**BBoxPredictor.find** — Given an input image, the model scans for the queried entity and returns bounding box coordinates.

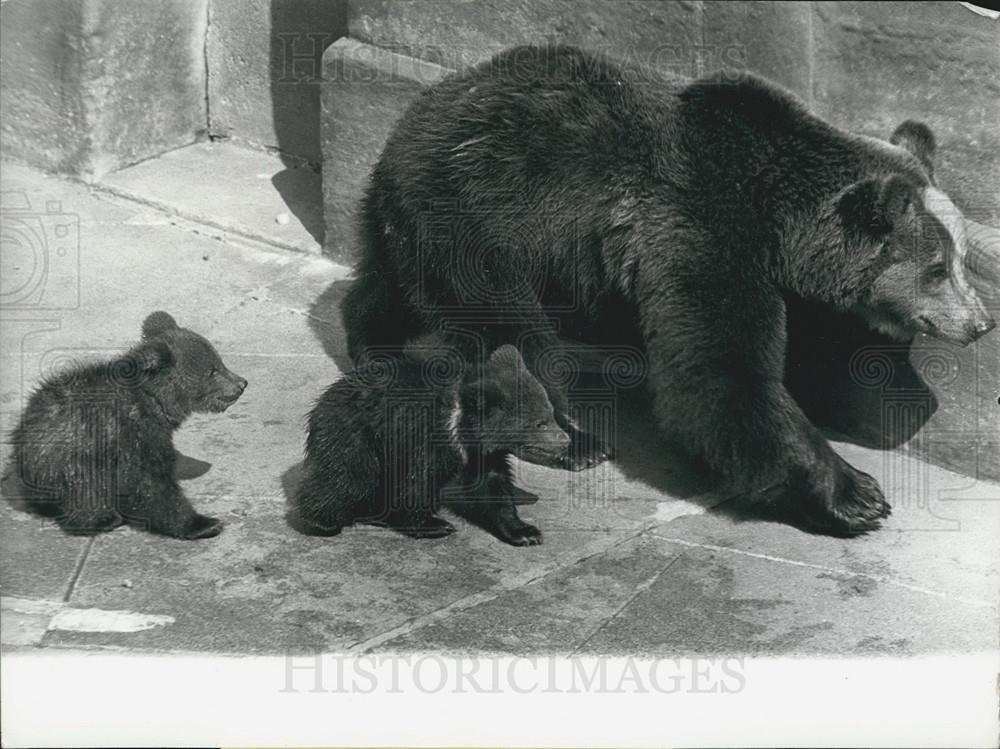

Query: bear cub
[293,344,570,546]
[4,311,247,539]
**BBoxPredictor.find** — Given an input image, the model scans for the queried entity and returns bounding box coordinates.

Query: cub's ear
[487,344,529,376]
[890,120,936,177]
[142,311,178,340]
[114,341,174,386]
[488,344,526,367]
[838,175,915,235]
[461,377,506,414]
[135,340,174,371]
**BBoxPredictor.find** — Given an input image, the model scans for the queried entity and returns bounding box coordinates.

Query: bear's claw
[498,522,543,547]
[561,430,613,471]
[812,467,892,537]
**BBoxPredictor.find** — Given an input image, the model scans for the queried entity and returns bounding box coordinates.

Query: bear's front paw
[179,514,225,539]
[816,466,891,537]
[496,521,543,547]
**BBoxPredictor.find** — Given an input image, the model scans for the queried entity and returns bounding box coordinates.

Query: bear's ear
[142,311,178,340]
[890,120,936,176]
[876,175,914,226]
[487,345,529,377]
[460,376,506,414]
[838,175,915,235]
[124,340,175,376]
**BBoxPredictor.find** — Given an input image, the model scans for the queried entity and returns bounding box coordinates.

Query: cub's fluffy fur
[4,312,247,539]
[293,345,569,546]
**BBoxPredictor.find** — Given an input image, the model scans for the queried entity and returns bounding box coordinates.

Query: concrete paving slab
[653,440,1000,607]
[0,499,88,601]
[374,470,1000,657]
[99,142,325,254]
[372,534,682,655]
[0,598,63,647]
[42,427,708,654]
[2,163,716,654]
[582,537,998,657]
[43,509,638,654]
[1,606,52,647]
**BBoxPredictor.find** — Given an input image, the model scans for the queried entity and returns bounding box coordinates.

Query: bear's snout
[548,426,571,450]
[216,371,248,407]
[970,316,996,341]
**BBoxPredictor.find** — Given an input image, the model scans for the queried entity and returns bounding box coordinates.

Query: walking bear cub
[342,44,995,537]
[293,344,570,546]
[4,312,247,539]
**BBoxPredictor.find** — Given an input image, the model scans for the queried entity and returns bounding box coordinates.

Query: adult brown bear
[341,45,994,536]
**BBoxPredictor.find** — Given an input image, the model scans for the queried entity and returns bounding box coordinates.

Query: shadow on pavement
[271,165,326,246]
[175,452,212,480]
[266,0,347,248]
[306,278,354,372]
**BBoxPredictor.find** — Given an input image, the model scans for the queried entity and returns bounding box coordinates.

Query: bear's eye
[209,366,218,376]
[536,420,547,429]
[925,263,948,282]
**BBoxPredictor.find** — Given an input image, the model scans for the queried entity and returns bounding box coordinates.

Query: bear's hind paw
[60,510,123,535]
[402,515,457,539]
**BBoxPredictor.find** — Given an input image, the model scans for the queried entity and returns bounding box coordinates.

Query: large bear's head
[835,122,995,346]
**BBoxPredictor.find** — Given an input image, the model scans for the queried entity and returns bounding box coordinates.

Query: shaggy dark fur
[293,344,570,546]
[4,311,247,539]
[341,45,994,536]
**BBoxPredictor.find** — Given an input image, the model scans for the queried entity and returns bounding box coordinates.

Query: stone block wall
[206,0,348,165]
[0,0,208,180]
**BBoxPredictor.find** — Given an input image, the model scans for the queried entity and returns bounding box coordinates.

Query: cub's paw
[404,515,456,539]
[496,521,543,547]
[296,519,345,537]
[561,430,613,472]
[179,514,225,539]
[60,510,123,536]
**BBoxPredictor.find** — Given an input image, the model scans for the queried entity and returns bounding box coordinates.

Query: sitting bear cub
[4,311,247,539]
[293,344,570,546]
